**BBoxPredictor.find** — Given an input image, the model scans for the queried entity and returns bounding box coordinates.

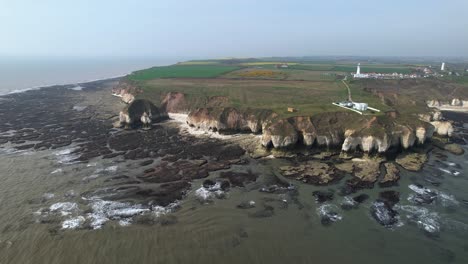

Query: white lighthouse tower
[441,62,446,71]
[354,63,368,78]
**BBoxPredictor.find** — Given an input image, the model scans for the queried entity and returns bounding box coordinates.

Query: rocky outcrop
[262,119,298,148]
[112,81,141,104]
[395,152,427,171]
[444,143,464,155]
[427,98,468,112]
[185,106,438,152]
[279,161,343,185]
[379,162,400,187]
[187,107,277,134]
[430,121,454,137]
[160,92,189,113]
[418,111,442,122]
[115,99,168,129]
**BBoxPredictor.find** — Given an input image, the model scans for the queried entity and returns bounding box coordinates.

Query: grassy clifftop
[124,59,467,120]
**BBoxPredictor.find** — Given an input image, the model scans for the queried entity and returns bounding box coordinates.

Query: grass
[135,77,387,118]
[124,60,440,120]
[127,65,241,81]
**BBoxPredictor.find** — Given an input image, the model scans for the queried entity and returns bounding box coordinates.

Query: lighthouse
[354,63,368,78]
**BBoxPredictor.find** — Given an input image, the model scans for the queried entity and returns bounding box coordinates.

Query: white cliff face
[270,134,298,148]
[451,98,462,106]
[119,111,131,125]
[427,100,441,107]
[400,127,416,149]
[140,112,151,125]
[427,98,468,112]
[341,134,390,153]
[122,93,135,104]
[431,121,454,137]
[303,133,317,146]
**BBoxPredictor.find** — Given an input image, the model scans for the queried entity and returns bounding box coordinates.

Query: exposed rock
[444,143,464,155]
[346,158,382,191]
[451,98,462,106]
[187,107,276,134]
[431,121,454,137]
[185,106,436,152]
[312,190,334,203]
[122,93,135,104]
[160,92,188,113]
[112,80,141,104]
[237,201,256,209]
[317,204,342,225]
[279,161,343,185]
[353,194,370,203]
[335,161,354,173]
[219,171,258,187]
[262,119,298,148]
[370,201,399,228]
[115,99,168,129]
[395,152,427,171]
[379,162,400,187]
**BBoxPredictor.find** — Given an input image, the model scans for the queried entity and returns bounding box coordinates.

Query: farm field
[223,68,339,81]
[127,65,241,81]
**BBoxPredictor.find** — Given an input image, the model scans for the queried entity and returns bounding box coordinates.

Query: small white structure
[441,62,446,71]
[353,102,368,111]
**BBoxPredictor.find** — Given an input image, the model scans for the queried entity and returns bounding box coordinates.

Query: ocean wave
[396,205,440,234]
[54,147,80,164]
[317,204,342,225]
[194,182,227,203]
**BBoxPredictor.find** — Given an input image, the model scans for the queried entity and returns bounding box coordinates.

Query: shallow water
[0,85,468,264]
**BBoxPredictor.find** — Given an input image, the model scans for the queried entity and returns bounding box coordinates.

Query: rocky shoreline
[1,78,466,234]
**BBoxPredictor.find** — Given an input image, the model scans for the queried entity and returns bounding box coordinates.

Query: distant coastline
[0,57,181,95]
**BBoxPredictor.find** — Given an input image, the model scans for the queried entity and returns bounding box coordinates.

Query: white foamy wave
[408,184,459,207]
[72,105,87,111]
[317,204,343,223]
[70,85,83,91]
[49,202,79,216]
[87,200,149,229]
[438,168,452,174]
[396,205,440,234]
[194,182,226,203]
[54,147,80,164]
[62,216,86,229]
[51,168,63,174]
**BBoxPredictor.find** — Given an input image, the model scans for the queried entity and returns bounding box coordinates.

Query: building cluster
[353,62,448,79]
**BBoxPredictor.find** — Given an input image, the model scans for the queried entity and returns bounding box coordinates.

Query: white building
[353,63,369,78]
[353,102,368,111]
[441,62,446,71]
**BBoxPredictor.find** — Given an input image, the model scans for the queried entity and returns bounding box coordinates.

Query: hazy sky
[1,0,468,58]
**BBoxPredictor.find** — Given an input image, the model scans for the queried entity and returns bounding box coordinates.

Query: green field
[127,65,241,81]
[124,59,455,119]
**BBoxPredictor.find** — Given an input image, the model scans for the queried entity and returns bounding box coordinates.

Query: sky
[1,0,468,58]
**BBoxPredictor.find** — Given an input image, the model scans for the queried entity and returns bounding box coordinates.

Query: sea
[0,56,181,94]
[0,58,467,264]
